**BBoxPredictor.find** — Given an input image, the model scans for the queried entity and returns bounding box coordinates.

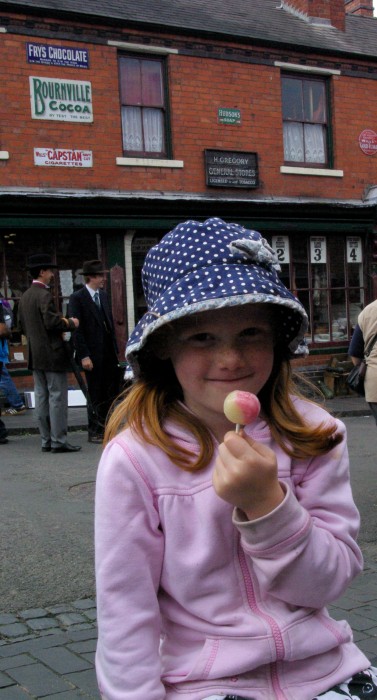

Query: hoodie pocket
[284,613,353,663]
[162,635,274,684]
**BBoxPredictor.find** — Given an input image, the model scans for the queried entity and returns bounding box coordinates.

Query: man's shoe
[0,438,8,444]
[51,443,82,453]
[42,445,51,452]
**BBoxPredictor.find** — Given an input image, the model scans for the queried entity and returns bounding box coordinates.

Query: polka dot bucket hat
[126,217,308,375]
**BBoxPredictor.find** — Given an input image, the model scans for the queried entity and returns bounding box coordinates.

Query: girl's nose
[216,343,245,368]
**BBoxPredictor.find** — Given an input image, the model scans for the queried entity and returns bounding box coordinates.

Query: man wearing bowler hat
[18,253,81,453]
[69,260,120,443]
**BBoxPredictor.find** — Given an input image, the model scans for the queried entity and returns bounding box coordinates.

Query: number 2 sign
[271,236,290,264]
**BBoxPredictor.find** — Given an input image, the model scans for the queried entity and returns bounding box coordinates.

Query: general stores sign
[205,150,258,188]
[29,76,93,122]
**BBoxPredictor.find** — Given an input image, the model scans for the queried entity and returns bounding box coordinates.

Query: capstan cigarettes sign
[34,148,93,167]
[29,76,93,122]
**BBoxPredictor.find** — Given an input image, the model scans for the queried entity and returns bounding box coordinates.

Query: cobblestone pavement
[0,563,377,699]
[0,598,99,698]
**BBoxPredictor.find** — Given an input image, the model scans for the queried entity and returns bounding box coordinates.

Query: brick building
[1,0,377,387]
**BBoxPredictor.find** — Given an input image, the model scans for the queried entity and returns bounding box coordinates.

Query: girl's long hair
[105,343,341,472]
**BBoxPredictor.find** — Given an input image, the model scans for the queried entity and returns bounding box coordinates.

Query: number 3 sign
[310,237,327,264]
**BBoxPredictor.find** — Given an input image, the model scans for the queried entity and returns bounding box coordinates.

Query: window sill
[0,151,9,160]
[108,40,178,55]
[116,157,184,168]
[280,165,343,177]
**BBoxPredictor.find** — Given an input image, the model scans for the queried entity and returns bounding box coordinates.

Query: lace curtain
[122,106,163,153]
[283,122,325,163]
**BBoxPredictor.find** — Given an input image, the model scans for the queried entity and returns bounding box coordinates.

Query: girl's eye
[240,327,258,338]
[182,332,214,345]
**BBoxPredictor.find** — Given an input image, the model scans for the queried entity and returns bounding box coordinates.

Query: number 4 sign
[310,237,327,264]
[346,237,362,263]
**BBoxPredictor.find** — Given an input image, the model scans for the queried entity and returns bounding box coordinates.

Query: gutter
[0,186,374,209]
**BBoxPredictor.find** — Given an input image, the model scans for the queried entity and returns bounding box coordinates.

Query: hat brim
[79,269,109,275]
[27,263,58,270]
[126,263,309,375]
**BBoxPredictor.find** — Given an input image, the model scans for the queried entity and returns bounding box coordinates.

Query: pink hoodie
[95,399,369,700]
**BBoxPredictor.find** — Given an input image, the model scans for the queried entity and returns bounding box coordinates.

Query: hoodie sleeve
[95,438,165,700]
[233,418,363,609]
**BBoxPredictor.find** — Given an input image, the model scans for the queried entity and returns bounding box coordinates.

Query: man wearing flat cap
[18,253,81,453]
[69,260,120,443]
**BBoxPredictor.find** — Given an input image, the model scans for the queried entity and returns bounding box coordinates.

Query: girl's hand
[213,431,284,520]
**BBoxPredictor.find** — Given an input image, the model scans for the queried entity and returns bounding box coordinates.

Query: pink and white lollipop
[223,390,260,433]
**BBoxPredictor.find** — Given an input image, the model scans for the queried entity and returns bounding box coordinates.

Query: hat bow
[228,237,280,272]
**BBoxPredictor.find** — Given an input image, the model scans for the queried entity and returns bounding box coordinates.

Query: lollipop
[224,390,260,433]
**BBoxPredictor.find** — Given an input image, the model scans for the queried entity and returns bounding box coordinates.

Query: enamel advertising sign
[29,76,93,122]
[359,129,377,155]
[34,148,93,167]
[27,43,89,69]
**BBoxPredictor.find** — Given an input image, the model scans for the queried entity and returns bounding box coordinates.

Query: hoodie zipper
[238,543,288,700]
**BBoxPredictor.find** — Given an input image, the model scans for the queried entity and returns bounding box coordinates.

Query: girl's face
[166,304,275,442]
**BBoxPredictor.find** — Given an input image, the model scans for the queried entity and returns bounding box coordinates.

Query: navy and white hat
[126,217,308,375]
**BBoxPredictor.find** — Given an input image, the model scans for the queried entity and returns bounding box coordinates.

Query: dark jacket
[68,287,118,367]
[18,284,74,371]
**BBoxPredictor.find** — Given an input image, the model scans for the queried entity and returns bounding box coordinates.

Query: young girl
[95,218,376,700]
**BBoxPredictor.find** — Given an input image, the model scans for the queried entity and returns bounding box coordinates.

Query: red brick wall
[345,0,374,17]
[1,19,377,202]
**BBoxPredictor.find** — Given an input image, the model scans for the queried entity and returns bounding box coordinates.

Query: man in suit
[69,260,120,443]
[18,253,81,453]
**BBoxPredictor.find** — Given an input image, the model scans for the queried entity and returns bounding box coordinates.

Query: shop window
[0,230,99,362]
[281,74,330,167]
[119,55,168,157]
[271,233,365,345]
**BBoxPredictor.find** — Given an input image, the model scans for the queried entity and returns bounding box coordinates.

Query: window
[271,233,365,346]
[282,74,329,167]
[119,55,168,157]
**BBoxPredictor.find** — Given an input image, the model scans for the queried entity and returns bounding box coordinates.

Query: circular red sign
[359,129,377,155]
